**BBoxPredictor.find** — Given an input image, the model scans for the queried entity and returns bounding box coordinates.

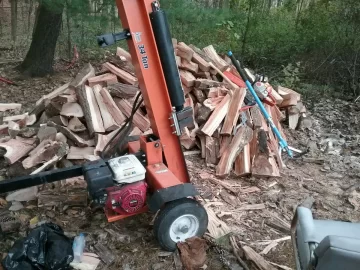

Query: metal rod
[227,51,293,157]
[0,165,83,194]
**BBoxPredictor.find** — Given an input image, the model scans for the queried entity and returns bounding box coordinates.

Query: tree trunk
[66,0,71,59]
[18,1,64,77]
[10,0,17,43]
[242,0,254,55]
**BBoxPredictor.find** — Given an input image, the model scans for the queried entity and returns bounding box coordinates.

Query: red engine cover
[105,181,147,215]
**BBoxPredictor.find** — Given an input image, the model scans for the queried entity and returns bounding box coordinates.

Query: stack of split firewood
[0,49,152,172]
[172,39,305,178]
[0,41,305,179]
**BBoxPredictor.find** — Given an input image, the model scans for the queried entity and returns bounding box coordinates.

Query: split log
[195,105,212,126]
[176,56,181,67]
[0,137,36,164]
[221,88,246,135]
[272,105,286,121]
[0,124,8,135]
[22,141,68,169]
[189,44,213,63]
[176,42,194,62]
[242,246,276,270]
[70,63,95,88]
[48,122,95,147]
[94,129,119,155]
[288,114,299,130]
[192,89,206,104]
[0,103,21,112]
[207,87,228,98]
[234,143,251,176]
[180,59,199,74]
[102,62,138,85]
[203,45,229,71]
[180,70,196,87]
[203,96,225,110]
[33,83,70,115]
[276,85,301,101]
[8,121,20,138]
[68,117,86,133]
[251,133,280,178]
[108,83,138,99]
[99,87,126,125]
[60,102,84,118]
[88,73,118,87]
[67,146,95,160]
[76,85,105,136]
[37,126,57,142]
[266,83,283,105]
[182,84,193,95]
[116,47,132,62]
[208,62,237,90]
[195,71,212,79]
[198,135,206,159]
[201,94,231,136]
[58,115,69,126]
[216,126,253,177]
[93,85,119,131]
[270,107,286,140]
[279,93,298,107]
[250,106,262,129]
[45,100,62,118]
[57,94,77,104]
[205,136,220,165]
[194,79,223,90]
[55,132,67,143]
[116,99,150,131]
[180,128,196,150]
[107,54,135,76]
[218,135,232,158]
[192,52,210,72]
[3,114,27,123]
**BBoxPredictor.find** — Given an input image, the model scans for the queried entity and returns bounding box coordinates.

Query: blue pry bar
[227,51,293,158]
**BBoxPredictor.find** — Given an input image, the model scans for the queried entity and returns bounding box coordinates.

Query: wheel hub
[169,214,199,242]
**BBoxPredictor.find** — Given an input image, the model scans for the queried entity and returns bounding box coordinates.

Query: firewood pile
[0,40,305,179]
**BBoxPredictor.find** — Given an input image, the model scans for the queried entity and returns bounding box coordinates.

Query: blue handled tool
[227,51,293,158]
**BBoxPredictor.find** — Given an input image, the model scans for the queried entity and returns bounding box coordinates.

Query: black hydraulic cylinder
[150,6,184,111]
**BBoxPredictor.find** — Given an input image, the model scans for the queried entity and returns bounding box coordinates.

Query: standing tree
[18,0,64,77]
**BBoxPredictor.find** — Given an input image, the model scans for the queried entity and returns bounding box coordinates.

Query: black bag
[2,223,73,270]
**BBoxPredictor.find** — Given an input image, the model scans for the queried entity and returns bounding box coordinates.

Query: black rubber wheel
[153,198,208,251]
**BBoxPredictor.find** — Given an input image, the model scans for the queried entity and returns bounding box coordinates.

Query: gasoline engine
[84,155,147,215]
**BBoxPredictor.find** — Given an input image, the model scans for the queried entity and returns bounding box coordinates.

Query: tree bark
[18,1,64,77]
[10,0,17,43]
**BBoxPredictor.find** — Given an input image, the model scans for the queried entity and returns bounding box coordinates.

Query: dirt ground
[1,62,360,270]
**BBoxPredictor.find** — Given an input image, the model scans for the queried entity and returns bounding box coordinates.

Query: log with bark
[116,99,150,132]
[216,126,253,178]
[102,62,138,86]
[93,85,119,131]
[76,85,105,136]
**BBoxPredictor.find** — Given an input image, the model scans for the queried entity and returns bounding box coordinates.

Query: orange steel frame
[105,0,191,222]
[116,0,189,184]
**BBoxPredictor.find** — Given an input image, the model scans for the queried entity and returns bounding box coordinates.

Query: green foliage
[281,62,301,88]
[53,0,360,95]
